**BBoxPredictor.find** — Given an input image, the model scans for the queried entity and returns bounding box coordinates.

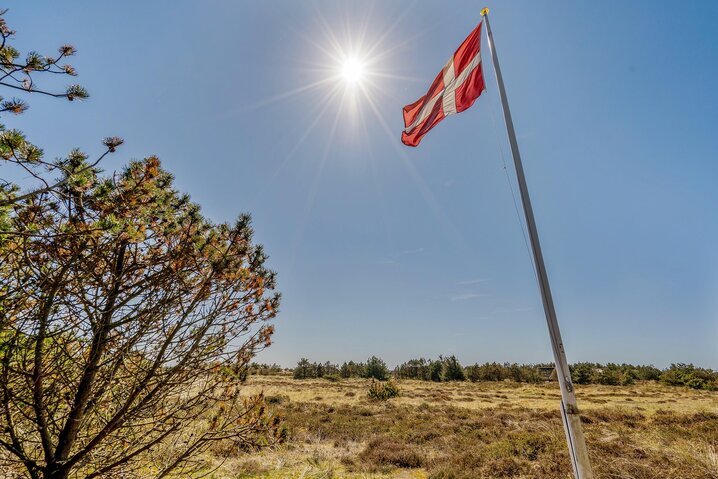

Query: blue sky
[6,1,717,368]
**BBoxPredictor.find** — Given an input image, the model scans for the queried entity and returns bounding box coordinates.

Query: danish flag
[401,23,486,147]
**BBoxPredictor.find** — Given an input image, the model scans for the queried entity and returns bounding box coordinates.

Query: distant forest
[246,356,718,391]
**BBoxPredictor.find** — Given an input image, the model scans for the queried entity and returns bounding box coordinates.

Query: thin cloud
[457,278,490,285]
[396,247,424,256]
[450,293,489,302]
[375,259,397,265]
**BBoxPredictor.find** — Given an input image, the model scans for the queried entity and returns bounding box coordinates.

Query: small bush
[484,431,549,461]
[266,395,289,405]
[367,380,399,401]
[360,437,424,469]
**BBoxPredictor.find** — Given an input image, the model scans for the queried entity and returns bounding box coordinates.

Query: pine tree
[429,360,443,382]
[1,158,282,479]
[442,355,466,381]
[0,9,107,211]
[364,356,389,380]
[0,10,282,479]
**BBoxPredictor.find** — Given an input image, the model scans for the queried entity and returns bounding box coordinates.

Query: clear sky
[6,1,717,368]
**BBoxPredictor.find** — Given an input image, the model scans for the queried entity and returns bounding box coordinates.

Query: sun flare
[341,57,365,85]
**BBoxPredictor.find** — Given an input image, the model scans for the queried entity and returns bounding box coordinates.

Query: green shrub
[293,358,314,379]
[364,356,389,380]
[429,360,443,382]
[570,362,595,385]
[618,370,636,386]
[634,364,662,381]
[660,363,717,390]
[442,355,466,381]
[247,362,284,376]
[293,357,717,389]
[395,358,431,380]
[597,365,621,386]
[367,380,399,401]
[465,364,480,382]
[340,360,365,378]
[292,359,339,379]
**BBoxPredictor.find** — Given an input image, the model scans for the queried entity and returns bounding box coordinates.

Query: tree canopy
[0,10,282,479]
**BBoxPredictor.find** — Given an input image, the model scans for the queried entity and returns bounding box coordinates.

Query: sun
[341,56,365,86]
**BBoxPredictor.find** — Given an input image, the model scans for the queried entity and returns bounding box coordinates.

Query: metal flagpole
[480,8,593,479]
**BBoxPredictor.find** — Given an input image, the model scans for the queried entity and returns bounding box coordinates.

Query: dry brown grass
[204,375,718,479]
[241,376,717,415]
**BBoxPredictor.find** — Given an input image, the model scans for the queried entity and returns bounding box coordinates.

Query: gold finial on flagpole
[480,7,490,16]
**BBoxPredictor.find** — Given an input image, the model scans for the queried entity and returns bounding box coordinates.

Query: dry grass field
[205,375,718,479]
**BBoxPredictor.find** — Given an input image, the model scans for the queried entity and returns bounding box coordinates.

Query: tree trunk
[45,465,69,479]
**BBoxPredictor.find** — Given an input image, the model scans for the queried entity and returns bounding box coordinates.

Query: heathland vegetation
[229,375,718,478]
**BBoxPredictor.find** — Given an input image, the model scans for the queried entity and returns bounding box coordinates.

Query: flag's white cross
[403,51,482,134]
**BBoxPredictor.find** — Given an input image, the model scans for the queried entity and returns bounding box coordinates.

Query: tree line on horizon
[247,357,718,391]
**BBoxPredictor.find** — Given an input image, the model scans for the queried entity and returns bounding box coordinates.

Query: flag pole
[480,8,593,479]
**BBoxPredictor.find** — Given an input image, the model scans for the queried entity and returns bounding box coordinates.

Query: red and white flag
[402,23,486,147]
